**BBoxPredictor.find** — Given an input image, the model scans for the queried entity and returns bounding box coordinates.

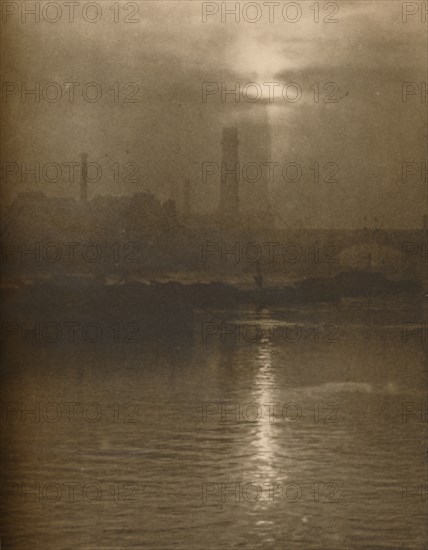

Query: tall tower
[219,127,239,223]
[239,106,271,219]
[80,153,88,202]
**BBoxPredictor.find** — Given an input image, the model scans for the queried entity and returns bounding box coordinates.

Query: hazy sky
[2,0,426,228]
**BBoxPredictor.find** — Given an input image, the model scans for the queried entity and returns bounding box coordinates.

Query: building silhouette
[239,106,271,218]
[182,179,191,219]
[216,108,272,230]
[219,127,239,224]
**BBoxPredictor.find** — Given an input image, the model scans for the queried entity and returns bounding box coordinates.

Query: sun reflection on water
[249,311,288,487]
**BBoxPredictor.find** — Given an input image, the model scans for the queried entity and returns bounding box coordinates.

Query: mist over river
[1,297,427,549]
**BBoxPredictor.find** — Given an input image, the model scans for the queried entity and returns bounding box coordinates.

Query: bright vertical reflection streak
[250,310,288,488]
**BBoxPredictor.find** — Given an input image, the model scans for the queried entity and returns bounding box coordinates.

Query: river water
[1,297,427,549]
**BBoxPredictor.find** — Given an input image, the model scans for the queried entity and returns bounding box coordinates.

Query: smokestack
[219,127,239,222]
[80,153,88,202]
[239,106,271,217]
[183,178,191,217]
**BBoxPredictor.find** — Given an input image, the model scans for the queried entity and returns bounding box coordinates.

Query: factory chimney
[219,127,239,223]
[80,153,88,202]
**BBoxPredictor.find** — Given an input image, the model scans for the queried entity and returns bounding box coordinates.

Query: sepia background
[1,1,427,548]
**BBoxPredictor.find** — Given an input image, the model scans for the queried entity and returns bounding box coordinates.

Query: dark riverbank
[2,270,422,310]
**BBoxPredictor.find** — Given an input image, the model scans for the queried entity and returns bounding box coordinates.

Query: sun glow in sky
[231,33,289,82]
[2,0,425,228]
